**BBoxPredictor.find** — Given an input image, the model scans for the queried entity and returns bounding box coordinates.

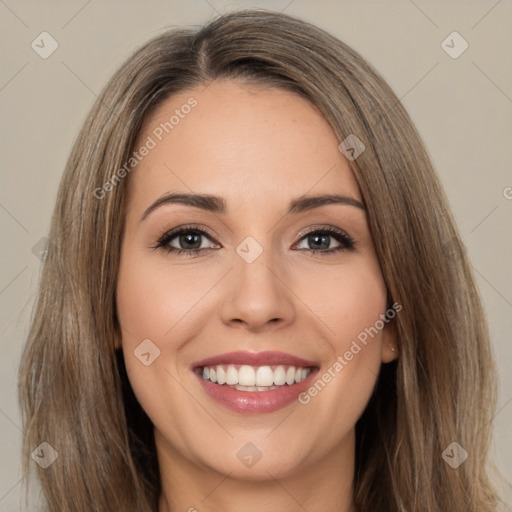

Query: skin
[116,79,398,512]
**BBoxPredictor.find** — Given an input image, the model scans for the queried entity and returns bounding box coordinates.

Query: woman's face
[116,79,397,480]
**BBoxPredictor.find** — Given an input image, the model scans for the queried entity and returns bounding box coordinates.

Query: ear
[380,317,399,363]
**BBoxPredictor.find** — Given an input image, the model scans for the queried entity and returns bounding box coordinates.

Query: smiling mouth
[197,364,314,392]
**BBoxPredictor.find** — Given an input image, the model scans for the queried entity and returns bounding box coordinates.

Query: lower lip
[195,370,318,413]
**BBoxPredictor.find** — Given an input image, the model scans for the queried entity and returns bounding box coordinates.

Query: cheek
[333,270,387,352]
[115,249,210,442]
[116,249,218,346]
[115,245,229,362]
[294,256,388,350]
[291,259,387,423]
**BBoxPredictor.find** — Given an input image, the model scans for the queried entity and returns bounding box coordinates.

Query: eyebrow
[140,192,365,221]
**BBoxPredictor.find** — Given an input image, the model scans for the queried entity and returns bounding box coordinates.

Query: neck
[156,428,357,512]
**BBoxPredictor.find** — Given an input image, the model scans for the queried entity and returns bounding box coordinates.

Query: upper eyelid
[158,224,218,241]
[294,224,350,240]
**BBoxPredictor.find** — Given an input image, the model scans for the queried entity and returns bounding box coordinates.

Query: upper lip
[192,351,318,369]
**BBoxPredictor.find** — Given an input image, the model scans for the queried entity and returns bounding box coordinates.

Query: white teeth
[225,365,238,385]
[201,364,313,388]
[238,365,256,386]
[216,366,226,385]
[256,366,274,386]
[235,385,257,391]
[273,365,286,385]
[286,366,296,385]
[235,384,281,392]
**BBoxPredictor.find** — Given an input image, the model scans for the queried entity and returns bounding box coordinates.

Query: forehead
[128,80,361,211]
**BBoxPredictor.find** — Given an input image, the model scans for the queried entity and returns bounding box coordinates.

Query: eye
[154,226,220,256]
[153,225,354,257]
[294,227,355,254]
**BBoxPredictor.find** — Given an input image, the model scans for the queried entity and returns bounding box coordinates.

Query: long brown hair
[18,9,501,511]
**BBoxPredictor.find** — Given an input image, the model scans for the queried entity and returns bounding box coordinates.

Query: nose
[219,248,296,332]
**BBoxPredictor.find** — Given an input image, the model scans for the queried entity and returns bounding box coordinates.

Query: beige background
[1,0,511,509]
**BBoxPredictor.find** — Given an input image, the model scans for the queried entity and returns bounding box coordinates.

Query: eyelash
[153,224,355,257]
